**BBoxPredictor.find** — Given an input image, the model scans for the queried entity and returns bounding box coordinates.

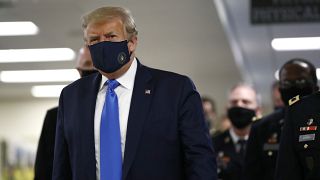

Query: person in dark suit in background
[34,46,96,180]
[202,96,218,136]
[243,81,285,180]
[52,6,216,180]
[275,59,319,180]
[212,83,261,180]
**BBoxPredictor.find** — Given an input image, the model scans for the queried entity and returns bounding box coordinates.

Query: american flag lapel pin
[145,89,151,95]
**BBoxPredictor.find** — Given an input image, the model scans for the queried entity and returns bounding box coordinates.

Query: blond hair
[81,6,138,39]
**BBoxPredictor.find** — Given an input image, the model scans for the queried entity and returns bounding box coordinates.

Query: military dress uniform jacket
[244,108,284,180]
[212,130,244,180]
[276,92,320,180]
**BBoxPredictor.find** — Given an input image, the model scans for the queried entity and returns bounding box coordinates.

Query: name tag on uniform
[263,143,279,151]
[300,126,317,131]
[299,134,315,142]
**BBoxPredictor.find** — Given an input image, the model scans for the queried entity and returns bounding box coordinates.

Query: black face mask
[80,69,98,78]
[88,40,130,73]
[279,85,314,106]
[227,107,256,129]
[274,106,284,111]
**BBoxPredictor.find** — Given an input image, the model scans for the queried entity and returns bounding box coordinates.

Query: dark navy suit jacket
[52,61,217,180]
[35,107,58,180]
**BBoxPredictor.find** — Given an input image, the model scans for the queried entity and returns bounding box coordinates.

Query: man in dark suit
[245,59,318,180]
[212,83,261,180]
[275,59,319,180]
[34,46,96,180]
[52,6,217,180]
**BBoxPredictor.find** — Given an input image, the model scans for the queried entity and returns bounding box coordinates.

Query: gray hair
[228,82,262,107]
[81,6,138,40]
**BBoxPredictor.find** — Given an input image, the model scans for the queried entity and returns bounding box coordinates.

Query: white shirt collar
[99,58,137,90]
[229,128,249,144]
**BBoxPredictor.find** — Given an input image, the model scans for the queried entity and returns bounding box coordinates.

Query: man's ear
[255,107,263,119]
[128,36,138,52]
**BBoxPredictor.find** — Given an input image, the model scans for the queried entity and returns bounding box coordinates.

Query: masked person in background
[212,83,261,180]
[245,59,318,180]
[202,96,218,136]
[34,46,96,180]
[275,59,319,180]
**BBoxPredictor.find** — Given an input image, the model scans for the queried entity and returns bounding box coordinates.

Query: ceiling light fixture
[271,37,320,51]
[0,21,39,36]
[0,69,80,83]
[0,48,75,63]
[31,85,67,98]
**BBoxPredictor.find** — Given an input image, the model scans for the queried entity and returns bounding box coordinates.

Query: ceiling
[1,0,319,114]
[0,0,241,114]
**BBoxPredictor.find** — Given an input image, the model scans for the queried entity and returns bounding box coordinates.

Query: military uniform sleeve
[275,107,302,180]
[244,124,262,180]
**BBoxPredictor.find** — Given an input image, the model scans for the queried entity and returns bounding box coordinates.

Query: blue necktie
[100,79,122,180]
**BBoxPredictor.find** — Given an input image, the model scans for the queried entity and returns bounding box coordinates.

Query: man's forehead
[280,64,312,80]
[231,86,255,95]
[84,18,125,39]
[86,17,123,30]
[229,86,256,100]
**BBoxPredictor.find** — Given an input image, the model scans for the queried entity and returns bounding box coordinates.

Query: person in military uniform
[275,59,319,180]
[243,81,285,180]
[212,83,261,180]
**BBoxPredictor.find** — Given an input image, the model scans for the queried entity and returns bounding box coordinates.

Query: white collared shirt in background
[229,127,249,153]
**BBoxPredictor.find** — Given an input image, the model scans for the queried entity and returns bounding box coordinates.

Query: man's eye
[243,100,250,105]
[108,35,117,39]
[281,81,291,88]
[89,39,99,45]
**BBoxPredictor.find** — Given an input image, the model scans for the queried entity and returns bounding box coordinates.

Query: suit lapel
[82,73,101,179]
[122,62,153,179]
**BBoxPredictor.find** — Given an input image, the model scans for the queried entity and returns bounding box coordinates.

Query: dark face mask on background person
[279,80,315,105]
[227,106,256,129]
[80,69,98,78]
[274,106,284,111]
[88,40,131,73]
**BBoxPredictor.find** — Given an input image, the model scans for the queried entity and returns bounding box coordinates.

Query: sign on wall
[251,0,320,24]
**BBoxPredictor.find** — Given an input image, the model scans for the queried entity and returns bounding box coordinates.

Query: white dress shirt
[229,127,249,153]
[94,59,137,180]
